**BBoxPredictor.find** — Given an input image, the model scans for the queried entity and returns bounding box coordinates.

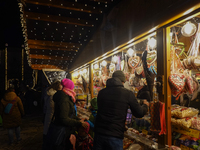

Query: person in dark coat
[94,70,149,150]
[0,88,24,145]
[46,78,88,150]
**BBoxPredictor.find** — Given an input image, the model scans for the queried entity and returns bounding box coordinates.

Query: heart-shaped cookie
[169,74,186,91]
[147,50,157,65]
[135,65,144,75]
[109,63,115,73]
[128,56,140,69]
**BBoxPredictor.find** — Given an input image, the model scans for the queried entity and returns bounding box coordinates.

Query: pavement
[0,113,44,150]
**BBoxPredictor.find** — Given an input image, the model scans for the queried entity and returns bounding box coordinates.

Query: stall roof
[20,0,122,70]
[69,0,200,72]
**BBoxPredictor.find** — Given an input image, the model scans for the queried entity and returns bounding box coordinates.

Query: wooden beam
[28,39,80,48]
[29,54,71,60]
[31,59,68,65]
[25,11,95,27]
[31,64,61,70]
[29,45,78,51]
[30,49,76,55]
[24,0,101,14]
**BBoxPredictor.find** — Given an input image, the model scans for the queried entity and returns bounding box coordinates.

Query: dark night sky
[1,1,23,49]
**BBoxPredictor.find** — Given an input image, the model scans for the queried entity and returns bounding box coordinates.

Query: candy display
[191,117,200,130]
[171,106,199,119]
[171,117,193,128]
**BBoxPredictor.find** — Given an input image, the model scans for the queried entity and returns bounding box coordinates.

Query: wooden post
[5,47,7,90]
[157,28,172,147]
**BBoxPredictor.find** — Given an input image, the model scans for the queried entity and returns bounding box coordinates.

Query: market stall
[71,3,200,149]
[71,66,91,108]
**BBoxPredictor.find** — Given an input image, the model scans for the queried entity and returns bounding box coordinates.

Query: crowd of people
[0,70,149,150]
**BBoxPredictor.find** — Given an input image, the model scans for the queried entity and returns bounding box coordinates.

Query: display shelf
[124,131,168,150]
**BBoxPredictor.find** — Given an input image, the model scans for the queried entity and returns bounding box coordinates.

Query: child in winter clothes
[76,122,93,150]
[86,97,98,138]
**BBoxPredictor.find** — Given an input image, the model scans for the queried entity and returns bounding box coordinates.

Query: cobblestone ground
[0,114,43,150]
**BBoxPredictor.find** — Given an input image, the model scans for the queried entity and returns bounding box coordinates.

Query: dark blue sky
[1,1,23,49]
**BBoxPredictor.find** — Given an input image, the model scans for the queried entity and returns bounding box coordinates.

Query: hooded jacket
[0,92,24,128]
[94,77,148,139]
[53,90,82,137]
[43,88,57,135]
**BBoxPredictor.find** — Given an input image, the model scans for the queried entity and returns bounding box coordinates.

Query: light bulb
[148,37,157,49]
[74,72,78,78]
[181,22,196,37]
[112,55,118,63]
[94,63,99,70]
[127,48,134,57]
[83,69,87,74]
[101,60,107,67]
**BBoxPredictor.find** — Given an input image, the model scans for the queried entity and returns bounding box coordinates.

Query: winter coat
[43,88,57,135]
[0,92,24,128]
[53,90,82,138]
[94,77,148,139]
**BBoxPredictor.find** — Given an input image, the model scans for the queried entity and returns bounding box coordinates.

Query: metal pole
[5,47,7,90]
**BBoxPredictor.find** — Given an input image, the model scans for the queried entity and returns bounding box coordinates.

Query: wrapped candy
[191,117,200,130]
[172,107,199,119]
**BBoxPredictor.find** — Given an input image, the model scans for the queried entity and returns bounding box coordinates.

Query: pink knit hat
[61,78,74,90]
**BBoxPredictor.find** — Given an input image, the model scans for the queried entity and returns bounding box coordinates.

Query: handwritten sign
[142,129,148,135]
[174,127,200,139]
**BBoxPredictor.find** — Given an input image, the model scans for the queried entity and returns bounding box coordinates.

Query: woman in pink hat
[46,78,88,150]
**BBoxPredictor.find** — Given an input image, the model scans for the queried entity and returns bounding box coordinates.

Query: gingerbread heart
[135,65,144,75]
[147,50,157,65]
[128,56,140,69]
[169,74,186,91]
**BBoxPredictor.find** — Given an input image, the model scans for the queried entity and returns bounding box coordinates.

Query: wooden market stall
[71,2,200,149]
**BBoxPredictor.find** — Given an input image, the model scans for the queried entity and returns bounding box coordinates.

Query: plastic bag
[191,117,200,130]
[172,106,199,118]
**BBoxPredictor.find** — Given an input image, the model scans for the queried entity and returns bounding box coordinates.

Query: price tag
[142,129,148,135]
[174,127,200,138]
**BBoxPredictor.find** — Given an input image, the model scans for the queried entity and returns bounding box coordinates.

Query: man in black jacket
[94,70,149,150]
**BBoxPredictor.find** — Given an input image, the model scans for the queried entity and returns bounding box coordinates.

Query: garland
[18,3,31,67]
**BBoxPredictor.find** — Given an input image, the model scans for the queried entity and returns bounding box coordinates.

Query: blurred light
[127,48,134,57]
[94,63,99,70]
[101,60,107,67]
[181,21,196,37]
[148,37,157,49]
[112,55,118,63]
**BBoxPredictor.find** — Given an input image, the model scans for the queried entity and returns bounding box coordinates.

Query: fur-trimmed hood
[4,92,17,101]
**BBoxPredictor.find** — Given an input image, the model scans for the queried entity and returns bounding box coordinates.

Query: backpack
[4,97,17,114]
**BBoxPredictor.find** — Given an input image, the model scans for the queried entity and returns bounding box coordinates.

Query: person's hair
[49,81,61,91]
